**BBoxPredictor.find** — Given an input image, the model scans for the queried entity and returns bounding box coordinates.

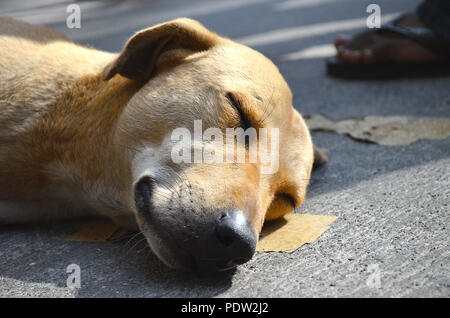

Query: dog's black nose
[209,210,256,269]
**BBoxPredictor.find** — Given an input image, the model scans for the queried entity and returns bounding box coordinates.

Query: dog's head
[104,18,327,271]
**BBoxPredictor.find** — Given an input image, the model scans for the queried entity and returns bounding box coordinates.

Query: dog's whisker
[125,237,148,255]
[136,243,151,255]
[109,231,137,243]
[154,191,173,203]
[258,99,271,126]
[258,87,276,126]
[161,167,186,191]
[124,231,145,248]
[124,231,143,244]
[156,178,179,199]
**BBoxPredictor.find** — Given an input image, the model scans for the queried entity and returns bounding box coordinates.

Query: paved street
[0,0,448,297]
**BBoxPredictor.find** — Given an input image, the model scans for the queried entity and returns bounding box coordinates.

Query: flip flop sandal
[326,15,450,79]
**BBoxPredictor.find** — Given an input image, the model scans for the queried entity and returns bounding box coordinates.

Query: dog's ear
[313,145,329,170]
[103,18,219,80]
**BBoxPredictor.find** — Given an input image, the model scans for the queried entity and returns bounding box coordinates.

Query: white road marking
[275,0,341,11]
[281,43,336,60]
[235,13,399,47]
[56,0,272,41]
[2,1,107,24]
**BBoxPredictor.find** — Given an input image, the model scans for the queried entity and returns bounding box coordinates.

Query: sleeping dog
[0,17,327,271]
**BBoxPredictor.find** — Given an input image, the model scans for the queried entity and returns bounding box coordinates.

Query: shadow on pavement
[0,221,234,297]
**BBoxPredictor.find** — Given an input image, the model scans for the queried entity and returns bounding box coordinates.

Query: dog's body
[0,17,325,271]
[0,17,140,226]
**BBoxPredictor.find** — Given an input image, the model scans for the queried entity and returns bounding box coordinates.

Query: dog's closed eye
[226,92,252,130]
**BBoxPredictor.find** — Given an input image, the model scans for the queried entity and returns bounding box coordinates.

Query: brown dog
[0,17,327,271]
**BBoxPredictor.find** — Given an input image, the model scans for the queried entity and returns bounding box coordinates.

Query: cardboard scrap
[256,214,338,253]
[66,220,125,242]
[306,115,450,146]
[67,214,338,253]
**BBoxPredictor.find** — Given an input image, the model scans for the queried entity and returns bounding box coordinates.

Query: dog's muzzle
[134,176,257,271]
[208,209,257,270]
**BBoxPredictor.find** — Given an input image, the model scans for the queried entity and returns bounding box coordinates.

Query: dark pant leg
[417,0,450,41]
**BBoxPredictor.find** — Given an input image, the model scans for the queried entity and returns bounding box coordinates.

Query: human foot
[334,13,442,64]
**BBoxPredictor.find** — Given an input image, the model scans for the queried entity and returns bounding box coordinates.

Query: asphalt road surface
[0,0,449,297]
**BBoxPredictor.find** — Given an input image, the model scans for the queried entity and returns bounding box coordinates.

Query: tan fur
[0,17,321,268]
